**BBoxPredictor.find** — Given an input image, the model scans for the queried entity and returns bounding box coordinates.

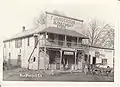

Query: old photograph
[1,0,117,82]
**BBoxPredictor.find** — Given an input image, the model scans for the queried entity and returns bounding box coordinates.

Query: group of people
[83,63,99,75]
[83,62,112,76]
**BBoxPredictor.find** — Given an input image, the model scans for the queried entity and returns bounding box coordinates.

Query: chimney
[22,26,25,32]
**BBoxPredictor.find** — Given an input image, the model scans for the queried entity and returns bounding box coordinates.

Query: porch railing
[45,39,65,47]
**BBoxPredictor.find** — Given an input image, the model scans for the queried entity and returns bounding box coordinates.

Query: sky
[0,0,118,41]
[0,0,119,54]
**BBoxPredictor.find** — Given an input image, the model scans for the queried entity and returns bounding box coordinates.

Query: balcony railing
[39,39,82,48]
[45,39,65,47]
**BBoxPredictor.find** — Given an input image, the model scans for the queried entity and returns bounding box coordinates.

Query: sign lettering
[51,16,75,28]
[46,13,83,29]
[64,52,74,55]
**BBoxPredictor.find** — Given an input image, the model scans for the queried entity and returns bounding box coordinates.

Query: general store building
[3,12,114,70]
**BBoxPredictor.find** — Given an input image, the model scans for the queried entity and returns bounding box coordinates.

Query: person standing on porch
[84,63,88,75]
[62,57,66,70]
[81,56,85,72]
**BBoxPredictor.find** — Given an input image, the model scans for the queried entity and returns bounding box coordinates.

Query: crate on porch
[71,64,75,70]
[50,64,56,70]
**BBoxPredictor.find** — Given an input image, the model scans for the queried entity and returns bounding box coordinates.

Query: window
[58,35,64,41]
[78,38,82,43]
[58,35,64,46]
[9,41,11,48]
[4,43,6,48]
[84,54,88,61]
[17,55,21,65]
[92,57,96,65]
[15,39,22,48]
[48,33,54,41]
[19,49,21,53]
[8,53,11,65]
[33,57,36,62]
[27,37,30,46]
[88,55,91,63]
[102,59,107,65]
[34,37,38,48]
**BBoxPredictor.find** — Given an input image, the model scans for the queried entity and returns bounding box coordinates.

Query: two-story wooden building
[3,26,90,70]
[3,12,114,71]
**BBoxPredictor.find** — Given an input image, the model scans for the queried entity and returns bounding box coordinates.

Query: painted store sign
[46,12,83,29]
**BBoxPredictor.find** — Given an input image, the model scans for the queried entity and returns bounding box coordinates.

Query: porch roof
[42,27,89,39]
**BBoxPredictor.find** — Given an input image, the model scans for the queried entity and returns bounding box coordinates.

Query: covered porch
[41,47,90,71]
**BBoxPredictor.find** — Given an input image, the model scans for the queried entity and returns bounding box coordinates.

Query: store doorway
[62,51,74,70]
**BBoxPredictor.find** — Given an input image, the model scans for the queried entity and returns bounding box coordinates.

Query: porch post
[65,35,67,46]
[77,37,79,46]
[45,32,47,45]
[44,32,47,70]
[38,47,40,70]
[44,47,46,70]
[60,50,62,70]
[75,51,77,70]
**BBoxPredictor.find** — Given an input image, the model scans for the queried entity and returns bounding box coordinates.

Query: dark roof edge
[3,34,33,42]
[46,12,84,22]
[82,44,114,50]
[3,31,44,42]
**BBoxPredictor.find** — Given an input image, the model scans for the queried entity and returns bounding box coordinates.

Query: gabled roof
[3,27,89,42]
[3,28,41,42]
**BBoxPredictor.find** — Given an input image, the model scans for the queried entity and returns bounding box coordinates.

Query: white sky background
[0,0,119,85]
[0,0,118,41]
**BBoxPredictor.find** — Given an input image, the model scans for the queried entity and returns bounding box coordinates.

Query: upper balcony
[38,27,89,49]
[45,39,82,48]
[39,35,83,49]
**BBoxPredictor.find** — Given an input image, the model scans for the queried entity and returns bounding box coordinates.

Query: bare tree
[100,24,114,48]
[82,19,114,48]
[37,13,47,25]
[33,10,66,28]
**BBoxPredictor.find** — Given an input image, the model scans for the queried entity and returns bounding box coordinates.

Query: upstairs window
[9,41,11,48]
[34,37,38,48]
[27,37,30,46]
[48,33,54,41]
[58,35,64,41]
[4,43,6,48]
[33,57,36,62]
[78,38,82,43]
[15,39,22,48]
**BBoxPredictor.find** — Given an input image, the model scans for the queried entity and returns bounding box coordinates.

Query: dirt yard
[3,68,114,82]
